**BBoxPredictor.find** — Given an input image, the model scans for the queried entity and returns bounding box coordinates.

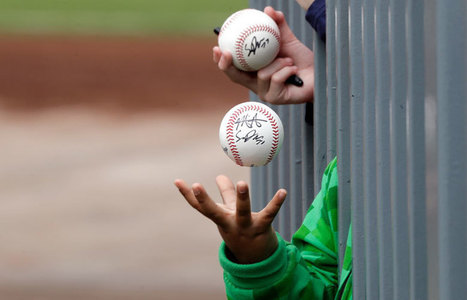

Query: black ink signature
[234,113,267,130]
[236,129,266,145]
[244,36,270,57]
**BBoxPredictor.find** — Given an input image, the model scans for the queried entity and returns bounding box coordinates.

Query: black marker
[213,27,303,87]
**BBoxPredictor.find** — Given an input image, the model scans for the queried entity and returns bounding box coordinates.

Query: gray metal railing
[249,0,466,299]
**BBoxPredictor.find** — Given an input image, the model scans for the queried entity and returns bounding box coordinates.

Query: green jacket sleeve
[219,158,340,300]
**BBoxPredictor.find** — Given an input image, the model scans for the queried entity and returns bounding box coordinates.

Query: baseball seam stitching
[218,10,245,37]
[235,24,280,71]
[226,104,280,166]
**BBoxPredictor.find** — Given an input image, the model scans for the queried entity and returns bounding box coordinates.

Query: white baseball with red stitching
[219,101,284,167]
[218,9,280,71]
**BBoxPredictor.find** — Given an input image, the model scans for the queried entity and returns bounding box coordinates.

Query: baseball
[218,8,281,71]
[219,101,284,167]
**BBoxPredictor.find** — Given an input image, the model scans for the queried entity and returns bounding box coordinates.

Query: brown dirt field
[0,35,248,112]
[0,35,251,300]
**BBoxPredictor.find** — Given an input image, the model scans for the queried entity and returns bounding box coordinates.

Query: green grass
[0,0,247,36]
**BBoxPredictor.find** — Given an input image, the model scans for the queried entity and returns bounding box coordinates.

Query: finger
[266,66,299,104]
[264,6,297,46]
[235,181,253,227]
[213,46,222,64]
[174,179,201,210]
[218,49,234,71]
[257,58,293,98]
[216,175,236,208]
[192,183,229,227]
[263,6,279,20]
[258,189,287,225]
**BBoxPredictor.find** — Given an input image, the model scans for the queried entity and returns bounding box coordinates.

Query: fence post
[436,0,467,298]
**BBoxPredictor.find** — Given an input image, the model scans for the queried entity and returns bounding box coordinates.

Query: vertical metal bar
[314,30,328,197]
[422,0,439,298]
[302,113,315,219]
[289,104,304,234]
[324,3,339,272]
[349,0,365,298]
[406,0,428,298]
[267,160,279,215]
[249,168,261,212]
[272,0,291,240]
[362,0,379,298]
[389,0,410,298]
[326,0,338,168]
[436,0,467,298]
[249,0,266,14]
[276,108,291,238]
[335,0,351,271]
[302,8,316,218]
[287,1,304,236]
[375,0,394,298]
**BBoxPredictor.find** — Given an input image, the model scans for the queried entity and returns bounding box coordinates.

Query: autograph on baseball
[219,101,284,167]
[236,130,265,145]
[234,113,267,129]
[234,113,267,145]
[245,36,270,57]
[218,8,280,71]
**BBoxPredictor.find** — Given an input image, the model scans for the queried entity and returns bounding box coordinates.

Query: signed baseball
[219,101,284,167]
[218,8,280,71]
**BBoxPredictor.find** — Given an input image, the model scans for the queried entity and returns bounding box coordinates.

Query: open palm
[175,175,287,264]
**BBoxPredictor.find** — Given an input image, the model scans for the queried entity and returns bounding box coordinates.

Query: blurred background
[0,1,249,299]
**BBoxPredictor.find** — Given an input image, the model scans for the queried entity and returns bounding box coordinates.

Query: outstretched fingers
[258,189,287,225]
[191,183,229,227]
[175,179,228,227]
[174,179,200,210]
[235,181,253,227]
[216,175,236,208]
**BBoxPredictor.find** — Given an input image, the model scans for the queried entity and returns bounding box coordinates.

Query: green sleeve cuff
[219,233,289,289]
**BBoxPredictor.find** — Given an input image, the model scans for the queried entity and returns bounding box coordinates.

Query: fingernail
[238,185,247,194]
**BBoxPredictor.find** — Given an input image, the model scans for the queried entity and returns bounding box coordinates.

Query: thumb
[264,6,297,45]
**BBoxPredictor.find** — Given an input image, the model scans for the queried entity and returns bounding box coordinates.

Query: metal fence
[249,0,466,299]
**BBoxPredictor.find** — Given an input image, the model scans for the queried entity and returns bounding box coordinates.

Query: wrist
[227,243,278,264]
[224,230,278,264]
[219,233,289,288]
[296,0,315,10]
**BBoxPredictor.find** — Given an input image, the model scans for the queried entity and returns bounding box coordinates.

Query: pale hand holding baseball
[219,102,284,167]
[218,9,281,72]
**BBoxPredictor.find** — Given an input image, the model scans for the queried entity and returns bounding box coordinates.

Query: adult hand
[175,175,287,264]
[213,6,315,105]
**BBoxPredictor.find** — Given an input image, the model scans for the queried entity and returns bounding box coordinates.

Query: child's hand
[213,6,315,105]
[175,175,287,264]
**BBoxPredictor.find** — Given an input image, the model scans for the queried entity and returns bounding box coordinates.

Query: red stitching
[219,10,245,37]
[226,107,243,166]
[225,103,281,166]
[260,105,280,165]
[235,24,280,71]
